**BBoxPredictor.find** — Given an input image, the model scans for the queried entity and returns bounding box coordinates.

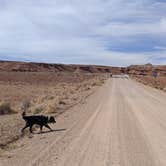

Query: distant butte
[0,60,165,76]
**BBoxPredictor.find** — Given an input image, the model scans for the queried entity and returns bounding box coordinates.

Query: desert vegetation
[127,64,166,91]
[132,75,166,91]
[0,102,15,115]
[0,71,108,148]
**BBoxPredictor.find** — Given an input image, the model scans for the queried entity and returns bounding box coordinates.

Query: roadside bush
[0,102,15,115]
[46,105,57,113]
[33,105,43,114]
[59,100,66,105]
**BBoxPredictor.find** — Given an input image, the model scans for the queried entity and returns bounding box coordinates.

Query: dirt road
[1,77,166,166]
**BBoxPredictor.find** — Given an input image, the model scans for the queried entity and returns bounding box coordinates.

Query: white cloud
[0,0,166,66]
[95,19,166,37]
[154,46,166,50]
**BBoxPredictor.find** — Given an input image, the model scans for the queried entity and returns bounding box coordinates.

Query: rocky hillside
[0,61,165,76]
[126,64,166,76]
[127,64,166,91]
[0,61,123,74]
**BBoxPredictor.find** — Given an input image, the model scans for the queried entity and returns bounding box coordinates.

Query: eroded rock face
[0,61,123,74]
[0,61,165,76]
[127,64,166,76]
[126,64,166,91]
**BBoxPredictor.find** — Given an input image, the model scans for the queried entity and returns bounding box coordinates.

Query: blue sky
[0,0,166,66]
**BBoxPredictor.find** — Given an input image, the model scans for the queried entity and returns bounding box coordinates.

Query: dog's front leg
[44,124,52,131]
[40,125,43,133]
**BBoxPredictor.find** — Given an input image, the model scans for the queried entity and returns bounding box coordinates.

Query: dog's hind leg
[29,125,33,133]
[44,124,52,131]
[40,125,43,133]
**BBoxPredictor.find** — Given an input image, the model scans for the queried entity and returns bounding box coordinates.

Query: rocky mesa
[127,63,166,76]
[0,61,123,74]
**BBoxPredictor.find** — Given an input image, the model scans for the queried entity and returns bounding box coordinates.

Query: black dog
[21,112,56,133]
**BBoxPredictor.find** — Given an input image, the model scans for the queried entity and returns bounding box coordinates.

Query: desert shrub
[41,95,54,101]
[48,96,54,100]
[59,100,66,105]
[33,106,43,114]
[84,86,91,90]
[22,100,31,112]
[46,105,57,113]
[91,82,98,86]
[0,102,15,115]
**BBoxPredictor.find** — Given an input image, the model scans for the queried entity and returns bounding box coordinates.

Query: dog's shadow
[38,128,66,134]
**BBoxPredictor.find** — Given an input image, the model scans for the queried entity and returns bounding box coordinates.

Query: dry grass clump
[46,105,57,114]
[28,75,106,115]
[33,105,44,114]
[0,102,16,115]
[0,74,107,115]
[59,101,66,105]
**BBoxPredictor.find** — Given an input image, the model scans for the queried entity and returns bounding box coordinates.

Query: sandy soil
[0,72,106,112]
[0,72,107,147]
[1,77,166,166]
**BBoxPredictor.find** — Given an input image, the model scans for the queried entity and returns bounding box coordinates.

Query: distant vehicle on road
[112,74,129,79]
[123,74,129,79]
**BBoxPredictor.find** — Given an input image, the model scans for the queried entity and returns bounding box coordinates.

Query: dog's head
[49,116,56,123]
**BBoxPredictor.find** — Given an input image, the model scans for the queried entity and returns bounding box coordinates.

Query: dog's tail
[22,111,27,120]
[22,100,30,120]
